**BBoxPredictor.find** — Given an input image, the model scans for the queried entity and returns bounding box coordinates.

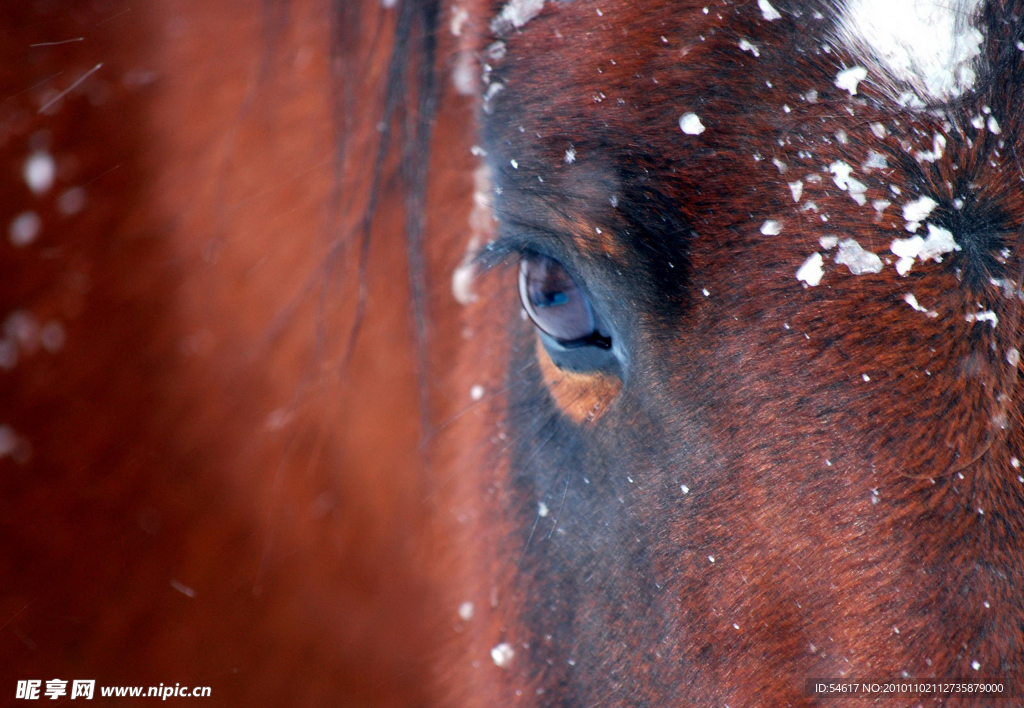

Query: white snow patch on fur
[25,152,55,194]
[452,51,477,95]
[829,161,868,205]
[739,39,761,57]
[902,195,937,232]
[904,293,938,317]
[966,310,998,327]
[890,223,960,275]
[835,238,884,274]
[491,642,515,667]
[835,66,868,95]
[491,0,545,33]
[835,0,984,102]
[862,150,888,172]
[758,0,782,21]
[796,252,824,286]
[915,133,947,163]
[452,164,497,304]
[679,113,705,135]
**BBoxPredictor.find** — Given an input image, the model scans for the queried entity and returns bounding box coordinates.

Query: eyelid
[470,236,522,273]
[472,232,566,274]
[468,225,598,278]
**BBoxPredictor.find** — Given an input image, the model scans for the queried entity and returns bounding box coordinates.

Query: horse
[2,0,1023,705]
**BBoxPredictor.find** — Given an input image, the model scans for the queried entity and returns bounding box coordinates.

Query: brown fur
[0,1,472,704]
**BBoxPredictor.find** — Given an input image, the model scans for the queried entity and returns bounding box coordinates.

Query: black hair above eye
[519,254,608,346]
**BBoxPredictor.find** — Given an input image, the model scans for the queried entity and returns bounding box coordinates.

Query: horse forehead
[479,1,1013,279]
[489,0,818,86]
[481,2,847,265]
[487,0,987,111]
[483,0,835,167]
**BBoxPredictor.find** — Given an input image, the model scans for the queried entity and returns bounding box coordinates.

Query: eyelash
[472,235,542,273]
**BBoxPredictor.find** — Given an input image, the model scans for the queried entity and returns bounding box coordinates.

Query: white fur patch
[835,0,984,102]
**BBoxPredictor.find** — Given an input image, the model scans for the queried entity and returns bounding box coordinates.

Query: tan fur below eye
[535,337,622,423]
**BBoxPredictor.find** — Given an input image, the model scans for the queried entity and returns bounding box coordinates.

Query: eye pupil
[536,291,569,308]
[519,254,599,344]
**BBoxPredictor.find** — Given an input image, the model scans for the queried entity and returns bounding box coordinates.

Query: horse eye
[518,254,597,344]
